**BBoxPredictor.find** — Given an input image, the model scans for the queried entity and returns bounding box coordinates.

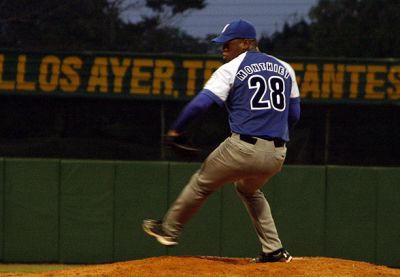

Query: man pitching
[143,19,300,263]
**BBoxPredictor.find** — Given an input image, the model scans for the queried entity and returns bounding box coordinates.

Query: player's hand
[164,130,200,155]
[166,130,181,138]
[164,130,182,146]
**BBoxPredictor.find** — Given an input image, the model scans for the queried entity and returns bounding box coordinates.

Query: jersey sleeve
[203,53,245,102]
[281,60,300,99]
[203,64,233,102]
[169,91,217,132]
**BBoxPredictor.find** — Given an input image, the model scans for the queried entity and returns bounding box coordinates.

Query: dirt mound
[5,256,400,277]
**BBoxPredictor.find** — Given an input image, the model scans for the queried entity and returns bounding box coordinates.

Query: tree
[308,0,400,57]
[117,0,208,53]
[145,0,206,15]
[260,0,400,58]
[0,0,207,52]
[0,0,118,50]
[259,20,312,57]
[116,15,209,53]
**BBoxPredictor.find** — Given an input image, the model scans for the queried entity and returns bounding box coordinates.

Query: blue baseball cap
[212,19,256,44]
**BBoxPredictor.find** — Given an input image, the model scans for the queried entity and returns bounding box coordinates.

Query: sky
[122,0,319,39]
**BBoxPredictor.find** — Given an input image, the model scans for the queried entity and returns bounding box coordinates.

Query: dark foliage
[260,0,400,58]
[0,0,208,53]
[0,0,399,57]
[309,0,400,57]
[259,20,312,57]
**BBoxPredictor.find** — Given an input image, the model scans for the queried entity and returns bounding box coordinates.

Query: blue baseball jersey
[202,50,300,141]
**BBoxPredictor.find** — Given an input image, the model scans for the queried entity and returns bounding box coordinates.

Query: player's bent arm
[169,90,223,134]
[288,97,300,130]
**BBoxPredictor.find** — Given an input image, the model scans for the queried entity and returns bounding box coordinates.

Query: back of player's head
[212,19,256,44]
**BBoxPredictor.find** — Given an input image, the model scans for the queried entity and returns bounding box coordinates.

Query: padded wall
[326,166,377,263]
[270,166,326,257]
[59,160,114,263]
[0,159,3,261]
[375,168,400,267]
[3,159,59,262]
[114,161,169,261]
[220,184,261,257]
[0,159,398,268]
[167,162,222,256]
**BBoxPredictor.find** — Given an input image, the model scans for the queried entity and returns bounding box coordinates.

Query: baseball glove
[164,134,200,156]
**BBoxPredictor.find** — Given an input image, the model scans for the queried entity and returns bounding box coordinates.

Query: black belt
[239,134,285,147]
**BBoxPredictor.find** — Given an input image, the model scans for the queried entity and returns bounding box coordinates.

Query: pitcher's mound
[11,256,400,276]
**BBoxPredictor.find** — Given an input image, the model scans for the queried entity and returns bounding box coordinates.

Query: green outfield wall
[0,158,399,267]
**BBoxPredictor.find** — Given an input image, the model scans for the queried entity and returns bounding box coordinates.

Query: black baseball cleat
[250,248,293,263]
[142,219,178,246]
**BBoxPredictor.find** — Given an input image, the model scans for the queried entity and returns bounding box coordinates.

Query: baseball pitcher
[143,19,301,263]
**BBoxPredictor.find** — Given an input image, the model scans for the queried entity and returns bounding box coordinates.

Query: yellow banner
[0,50,399,103]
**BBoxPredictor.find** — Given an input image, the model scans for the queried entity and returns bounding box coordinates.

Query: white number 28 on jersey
[249,75,286,111]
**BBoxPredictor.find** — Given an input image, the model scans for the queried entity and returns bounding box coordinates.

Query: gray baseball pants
[163,133,287,253]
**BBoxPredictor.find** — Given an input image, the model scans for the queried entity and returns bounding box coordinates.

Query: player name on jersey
[236,62,290,81]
